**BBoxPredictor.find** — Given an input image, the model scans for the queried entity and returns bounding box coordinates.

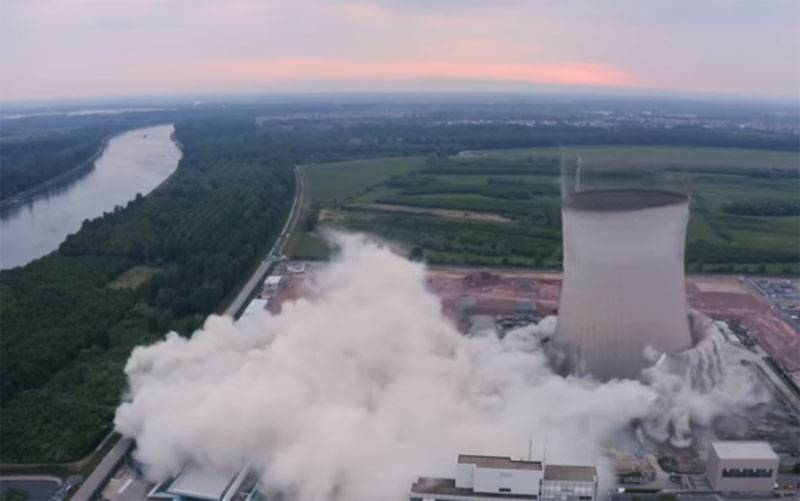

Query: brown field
[269,264,799,374]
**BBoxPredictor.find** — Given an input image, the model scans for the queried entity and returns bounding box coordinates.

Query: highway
[223,164,304,318]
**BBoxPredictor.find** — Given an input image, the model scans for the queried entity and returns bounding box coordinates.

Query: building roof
[411,478,538,499]
[264,275,283,285]
[711,441,779,461]
[240,298,269,319]
[457,455,542,471]
[168,467,240,501]
[543,464,597,482]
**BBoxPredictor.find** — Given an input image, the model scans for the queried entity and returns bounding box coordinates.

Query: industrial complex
[66,177,800,501]
[410,454,597,501]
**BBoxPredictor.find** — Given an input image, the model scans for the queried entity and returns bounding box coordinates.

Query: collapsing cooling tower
[555,187,694,381]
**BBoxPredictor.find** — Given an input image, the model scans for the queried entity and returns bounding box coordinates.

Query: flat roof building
[148,466,251,501]
[239,298,269,320]
[410,454,596,501]
[706,441,779,493]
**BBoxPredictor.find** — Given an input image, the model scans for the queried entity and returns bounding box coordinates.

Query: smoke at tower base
[114,234,763,501]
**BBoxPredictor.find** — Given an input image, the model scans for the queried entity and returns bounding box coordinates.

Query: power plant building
[555,188,694,380]
[706,441,779,493]
[410,454,597,501]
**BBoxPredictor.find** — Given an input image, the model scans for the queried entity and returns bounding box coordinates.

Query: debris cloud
[115,234,761,501]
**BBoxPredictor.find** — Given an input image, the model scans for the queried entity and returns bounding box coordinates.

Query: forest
[0,116,295,462]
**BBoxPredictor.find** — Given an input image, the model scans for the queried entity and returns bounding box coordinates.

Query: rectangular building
[148,466,249,501]
[706,441,779,493]
[541,464,597,501]
[410,454,597,501]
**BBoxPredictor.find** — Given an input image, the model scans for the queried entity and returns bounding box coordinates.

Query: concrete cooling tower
[555,188,694,381]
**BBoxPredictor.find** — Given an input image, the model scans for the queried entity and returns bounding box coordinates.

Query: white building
[410,455,597,501]
[706,441,779,493]
[263,274,284,292]
[286,262,306,274]
[240,298,269,320]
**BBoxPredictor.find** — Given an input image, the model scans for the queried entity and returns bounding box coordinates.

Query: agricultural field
[286,146,799,274]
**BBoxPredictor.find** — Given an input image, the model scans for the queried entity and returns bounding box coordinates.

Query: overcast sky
[1,0,798,102]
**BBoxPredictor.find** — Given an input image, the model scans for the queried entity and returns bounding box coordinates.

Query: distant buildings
[410,454,597,501]
[706,441,779,493]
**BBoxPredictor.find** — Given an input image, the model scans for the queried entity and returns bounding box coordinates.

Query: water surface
[0,124,182,269]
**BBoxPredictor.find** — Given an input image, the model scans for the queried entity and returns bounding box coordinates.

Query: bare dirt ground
[269,265,799,374]
[426,268,800,373]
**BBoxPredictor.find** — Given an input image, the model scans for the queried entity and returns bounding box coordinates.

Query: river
[0,124,182,269]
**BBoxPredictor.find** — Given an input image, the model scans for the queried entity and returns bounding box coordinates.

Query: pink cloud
[208,58,641,88]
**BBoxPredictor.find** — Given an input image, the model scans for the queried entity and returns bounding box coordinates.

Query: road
[223,164,304,318]
[70,438,133,501]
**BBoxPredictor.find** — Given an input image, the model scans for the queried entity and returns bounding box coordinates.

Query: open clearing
[287,146,799,273]
[106,266,160,289]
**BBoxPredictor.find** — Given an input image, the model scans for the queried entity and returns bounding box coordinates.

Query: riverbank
[0,124,181,269]
[0,133,113,214]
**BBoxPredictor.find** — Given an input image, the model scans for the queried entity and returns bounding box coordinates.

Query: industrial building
[410,454,597,501]
[147,465,261,501]
[239,298,269,320]
[556,188,694,380]
[706,441,779,493]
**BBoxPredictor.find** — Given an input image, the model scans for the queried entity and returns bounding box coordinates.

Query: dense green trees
[0,127,109,199]
[0,117,295,461]
[722,199,800,216]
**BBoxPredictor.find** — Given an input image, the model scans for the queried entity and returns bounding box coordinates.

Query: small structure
[263,274,285,292]
[287,262,306,274]
[410,454,596,501]
[706,441,779,493]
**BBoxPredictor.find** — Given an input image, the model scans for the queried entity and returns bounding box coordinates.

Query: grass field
[287,146,799,274]
[304,157,425,204]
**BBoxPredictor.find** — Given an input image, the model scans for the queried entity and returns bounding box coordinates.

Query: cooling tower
[555,188,693,381]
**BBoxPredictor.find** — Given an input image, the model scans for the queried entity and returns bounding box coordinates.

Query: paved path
[70,439,133,501]
[224,165,304,318]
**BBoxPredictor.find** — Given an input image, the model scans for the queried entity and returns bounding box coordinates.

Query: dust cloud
[114,234,761,500]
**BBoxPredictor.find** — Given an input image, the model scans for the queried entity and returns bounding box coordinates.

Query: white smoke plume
[114,234,761,500]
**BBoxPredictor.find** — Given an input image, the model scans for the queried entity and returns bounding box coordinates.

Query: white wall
[473,467,541,496]
[455,463,475,489]
[556,193,693,380]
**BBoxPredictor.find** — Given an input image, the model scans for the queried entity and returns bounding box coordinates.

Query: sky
[1,0,798,103]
